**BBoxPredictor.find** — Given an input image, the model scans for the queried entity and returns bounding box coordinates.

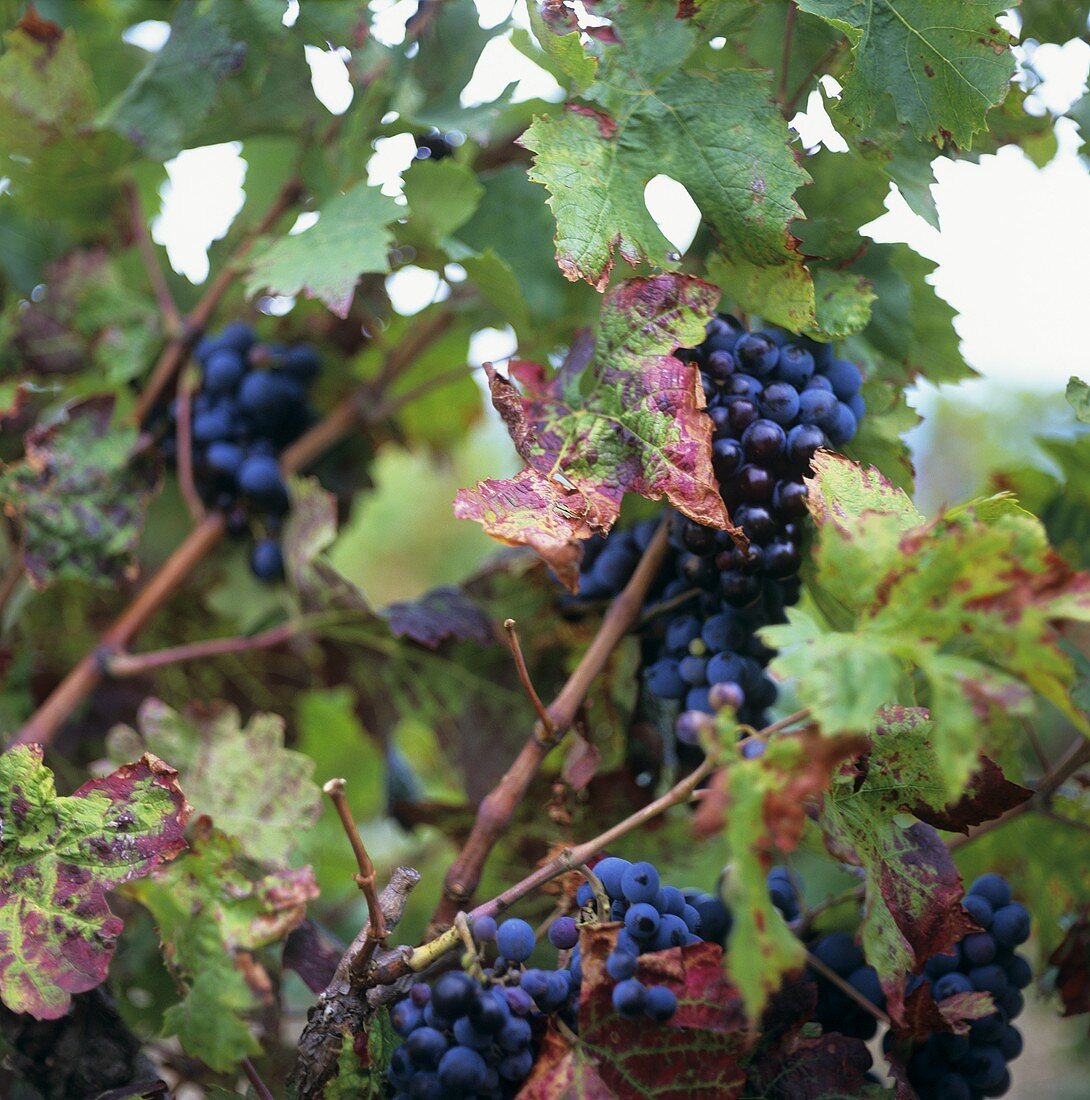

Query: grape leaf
[0,395,160,590]
[522,10,808,289]
[455,275,732,589]
[0,746,190,1020]
[0,12,128,228]
[1049,911,1090,1021]
[127,823,318,1071]
[245,181,401,318]
[384,586,495,649]
[1018,0,1090,44]
[746,1031,892,1099]
[818,710,978,1009]
[710,733,866,1020]
[795,0,1016,147]
[97,3,245,161]
[765,453,1090,792]
[106,698,321,868]
[402,159,484,244]
[520,926,748,1099]
[1067,376,1090,424]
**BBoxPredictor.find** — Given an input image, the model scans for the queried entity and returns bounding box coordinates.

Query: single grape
[761,381,801,425]
[496,919,536,964]
[472,915,498,942]
[812,932,864,977]
[708,681,744,711]
[437,1046,488,1094]
[645,658,688,700]
[823,358,863,400]
[970,874,1012,909]
[644,985,678,1021]
[431,971,477,1019]
[405,1026,448,1069]
[607,950,638,981]
[741,419,787,463]
[734,333,780,378]
[249,538,284,583]
[625,902,661,941]
[933,972,973,1000]
[664,616,702,655]
[991,903,1030,947]
[961,932,997,967]
[593,857,631,900]
[391,999,423,1037]
[621,862,661,903]
[612,978,646,1019]
[549,916,580,951]
[963,893,994,929]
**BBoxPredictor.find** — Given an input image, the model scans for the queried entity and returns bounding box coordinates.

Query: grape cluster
[568,518,672,604]
[900,875,1031,1100]
[386,916,570,1099]
[579,856,728,1022]
[807,931,888,1041]
[639,315,865,748]
[159,322,320,583]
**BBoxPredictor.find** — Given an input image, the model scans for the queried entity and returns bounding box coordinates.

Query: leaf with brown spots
[519,925,748,1100]
[0,746,190,1020]
[456,276,733,588]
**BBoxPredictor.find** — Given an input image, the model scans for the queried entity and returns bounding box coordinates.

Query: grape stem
[124,179,181,337]
[504,618,556,738]
[174,366,205,522]
[428,518,673,930]
[324,778,388,952]
[97,614,345,677]
[383,750,717,981]
[241,1058,275,1100]
[777,2,797,104]
[805,950,890,1026]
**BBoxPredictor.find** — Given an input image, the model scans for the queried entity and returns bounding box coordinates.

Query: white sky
[132,1,1090,501]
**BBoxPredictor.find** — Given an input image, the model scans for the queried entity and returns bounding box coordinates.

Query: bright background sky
[126,1,1090,514]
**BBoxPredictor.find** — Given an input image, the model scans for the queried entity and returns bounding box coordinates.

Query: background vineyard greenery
[1,0,1090,1097]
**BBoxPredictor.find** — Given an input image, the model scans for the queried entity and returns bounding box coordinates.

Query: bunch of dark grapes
[897,875,1031,1100]
[641,314,865,752]
[387,916,572,1098]
[157,322,321,583]
[578,856,731,1020]
[807,931,887,1041]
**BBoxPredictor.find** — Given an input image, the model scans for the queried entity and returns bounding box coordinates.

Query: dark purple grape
[644,985,678,1021]
[645,658,687,700]
[737,463,775,502]
[741,419,786,463]
[708,681,744,710]
[678,654,708,686]
[760,381,801,425]
[727,397,760,434]
[725,372,764,399]
[772,479,808,518]
[762,539,800,578]
[823,358,863,400]
[249,538,284,582]
[775,344,815,387]
[612,978,646,1019]
[437,1047,488,1093]
[826,402,857,445]
[704,349,736,384]
[712,438,745,483]
[798,387,838,429]
[786,423,826,469]
[734,332,779,378]
[734,504,778,544]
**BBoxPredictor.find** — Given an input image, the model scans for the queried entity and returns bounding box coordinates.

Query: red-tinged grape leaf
[455,276,732,589]
[106,698,321,868]
[384,586,496,648]
[0,746,190,1020]
[0,395,160,589]
[454,469,599,591]
[562,732,600,792]
[745,1032,885,1100]
[889,983,995,1044]
[519,925,748,1099]
[910,754,1031,834]
[1049,911,1090,1021]
[766,453,1090,794]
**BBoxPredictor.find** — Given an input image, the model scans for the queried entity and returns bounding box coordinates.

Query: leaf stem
[428,518,671,929]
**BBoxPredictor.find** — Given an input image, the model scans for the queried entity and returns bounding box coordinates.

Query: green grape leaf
[1019,1,1090,43]
[766,453,1090,792]
[709,732,866,1020]
[455,275,732,589]
[324,1014,397,1100]
[402,159,484,244]
[128,824,318,1071]
[0,396,160,589]
[98,3,245,161]
[0,12,128,228]
[522,19,808,290]
[0,746,190,1020]
[245,182,401,318]
[1067,376,1090,424]
[525,1,598,91]
[795,0,1016,147]
[107,698,322,868]
[818,709,978,1003]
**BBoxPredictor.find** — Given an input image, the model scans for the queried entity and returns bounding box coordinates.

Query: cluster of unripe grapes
[157,322,320,582]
